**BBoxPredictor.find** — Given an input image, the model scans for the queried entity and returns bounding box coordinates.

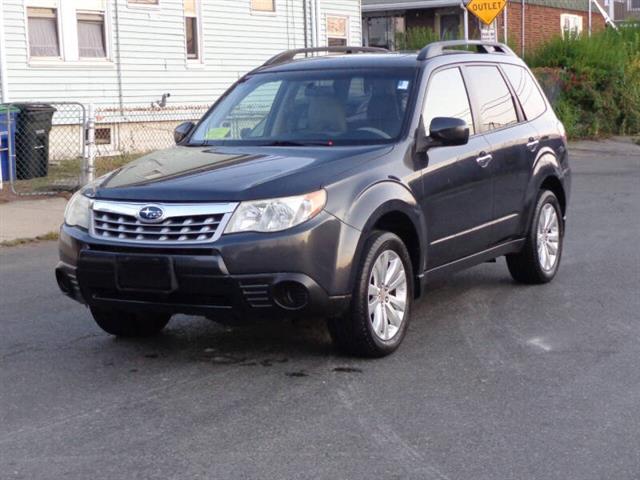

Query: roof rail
[262,46,389,67]
[417,40,516,61]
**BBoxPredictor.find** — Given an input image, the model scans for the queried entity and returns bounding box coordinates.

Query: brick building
[362,0,609,55]
[495,0,606,54]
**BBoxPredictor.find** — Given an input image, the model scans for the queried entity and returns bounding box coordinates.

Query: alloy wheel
[368,250,408,341]
[537,203,560,272]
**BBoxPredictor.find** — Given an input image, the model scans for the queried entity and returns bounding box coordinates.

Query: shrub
[394,27,465,51]
[395,27,440,51]
[527,23,640,138]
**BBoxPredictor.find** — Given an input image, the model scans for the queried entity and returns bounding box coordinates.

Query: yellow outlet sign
[467,0,507,25]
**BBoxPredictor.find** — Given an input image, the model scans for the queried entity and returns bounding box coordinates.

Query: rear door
[421,66,494,268]
[463,64,530,245]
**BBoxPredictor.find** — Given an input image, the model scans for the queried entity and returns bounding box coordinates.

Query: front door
[420,67,494,268]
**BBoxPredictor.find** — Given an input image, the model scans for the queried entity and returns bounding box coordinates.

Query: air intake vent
[240,282,272,308]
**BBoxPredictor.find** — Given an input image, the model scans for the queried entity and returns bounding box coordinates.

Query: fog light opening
[273,281,309,311]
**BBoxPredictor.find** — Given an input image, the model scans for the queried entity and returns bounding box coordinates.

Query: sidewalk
[0,197,67,243]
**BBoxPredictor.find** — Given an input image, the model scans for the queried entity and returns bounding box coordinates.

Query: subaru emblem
[138,205,164,223]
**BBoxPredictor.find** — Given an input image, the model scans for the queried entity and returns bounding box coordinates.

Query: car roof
[254,49,528,74]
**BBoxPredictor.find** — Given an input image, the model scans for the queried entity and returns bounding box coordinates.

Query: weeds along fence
[0,102,211,196]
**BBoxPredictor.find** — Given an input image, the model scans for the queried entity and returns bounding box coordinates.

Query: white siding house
[0,0,361,159]
[1,0,362,107]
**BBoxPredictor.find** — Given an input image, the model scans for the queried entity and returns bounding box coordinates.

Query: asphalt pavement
[0,142,639,480]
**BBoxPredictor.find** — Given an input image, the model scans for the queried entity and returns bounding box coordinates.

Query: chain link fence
[1,102,86,196]
[0,102,210,196]
[91,104,210,179]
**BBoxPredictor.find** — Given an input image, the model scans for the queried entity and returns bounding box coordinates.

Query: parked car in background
[56,42,570,357]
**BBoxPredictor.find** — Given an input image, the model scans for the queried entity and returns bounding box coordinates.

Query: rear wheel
[506,189,564,284]
[90,307,171,337]
[328,231,413,357]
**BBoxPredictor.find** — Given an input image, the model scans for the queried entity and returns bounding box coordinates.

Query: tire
[328,231,413,358]
[90,307,171,337]
[506,189,564,284]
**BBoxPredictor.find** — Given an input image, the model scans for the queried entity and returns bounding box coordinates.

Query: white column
[463,4,469,41]
[315,0,323,47]
[608,0,615,22]
[503,3,508,43]
[84,104,96,185]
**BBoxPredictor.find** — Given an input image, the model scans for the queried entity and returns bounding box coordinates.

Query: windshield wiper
[259,140,334,147]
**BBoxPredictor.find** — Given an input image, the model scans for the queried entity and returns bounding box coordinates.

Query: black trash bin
[13,104,56,180]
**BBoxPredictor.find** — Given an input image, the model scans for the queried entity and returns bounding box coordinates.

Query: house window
[327,16,348,46]
[251,0,275,12]
[561,14,583,38]
[184,0,200,60]
[95,127,112,145]
[437,12,461,40]
[77,12,106,58]
[365,16,404,50]
[27,7,60,57]
[630,0,640,10]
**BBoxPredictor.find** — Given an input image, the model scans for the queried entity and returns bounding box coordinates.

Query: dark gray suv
[56,41,570,357]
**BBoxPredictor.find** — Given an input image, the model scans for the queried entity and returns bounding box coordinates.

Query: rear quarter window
[502,64,547,121]
[465,65,518,132]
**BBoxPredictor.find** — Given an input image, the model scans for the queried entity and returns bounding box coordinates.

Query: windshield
[189,68,417,146]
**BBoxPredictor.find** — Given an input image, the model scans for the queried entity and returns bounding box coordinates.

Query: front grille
[93,211,224,242]
[90,200,237,245]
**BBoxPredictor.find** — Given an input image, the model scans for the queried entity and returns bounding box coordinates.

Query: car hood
[92,145,393,202]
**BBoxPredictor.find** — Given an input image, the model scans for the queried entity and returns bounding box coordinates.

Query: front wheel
[91,307,171,337]
[328,231,413,357]
[506,189,564,284]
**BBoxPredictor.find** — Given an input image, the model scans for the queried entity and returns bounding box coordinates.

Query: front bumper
[56,211,358,318]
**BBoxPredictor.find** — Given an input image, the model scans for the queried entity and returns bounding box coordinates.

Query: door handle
[476,152,493,168]
[526,138,540,151]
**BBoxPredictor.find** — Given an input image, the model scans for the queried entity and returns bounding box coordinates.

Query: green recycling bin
[13,104,57,180]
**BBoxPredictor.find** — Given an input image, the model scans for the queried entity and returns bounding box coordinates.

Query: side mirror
[174,121,195,144]
[429,117,469,147]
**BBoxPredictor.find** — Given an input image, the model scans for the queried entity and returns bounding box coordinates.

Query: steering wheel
[356,127,392,139]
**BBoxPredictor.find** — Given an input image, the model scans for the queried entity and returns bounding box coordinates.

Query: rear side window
[466,66,518,132]
[423,67,474,135]
[502,64,547,120]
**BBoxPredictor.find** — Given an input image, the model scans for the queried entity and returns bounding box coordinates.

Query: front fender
[326,180,427,293]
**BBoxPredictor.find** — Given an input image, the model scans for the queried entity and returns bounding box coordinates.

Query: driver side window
[423,68,474,135]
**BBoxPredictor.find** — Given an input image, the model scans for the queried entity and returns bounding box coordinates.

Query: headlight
[224,190,327,234]
[64,191,91,229]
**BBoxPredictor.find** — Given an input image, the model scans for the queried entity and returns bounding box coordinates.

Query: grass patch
[527,24,640,138]
[1,231,59,248]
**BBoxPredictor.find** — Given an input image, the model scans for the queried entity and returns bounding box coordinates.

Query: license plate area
[116,255,176,293]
